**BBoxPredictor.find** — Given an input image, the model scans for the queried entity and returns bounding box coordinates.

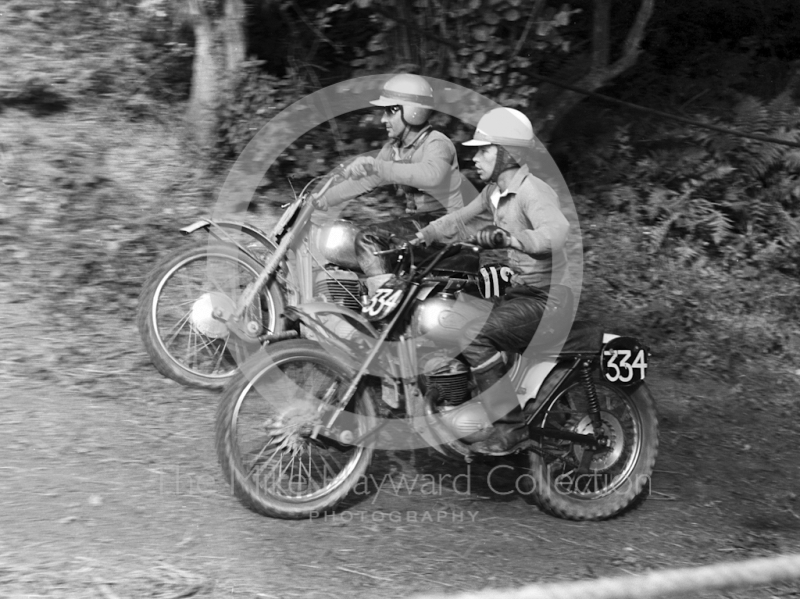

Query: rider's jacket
[417,165,569,289]
[321,126,464,214]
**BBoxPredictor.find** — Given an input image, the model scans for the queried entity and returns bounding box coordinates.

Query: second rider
[313,73,465,296]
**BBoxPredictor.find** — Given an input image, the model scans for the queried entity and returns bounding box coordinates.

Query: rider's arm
[513,178,569,258]
[416,189,489,245]
[372,138,453,189]
[317,145,393,208]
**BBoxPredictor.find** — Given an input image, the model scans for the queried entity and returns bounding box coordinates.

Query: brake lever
[373,243,408,256]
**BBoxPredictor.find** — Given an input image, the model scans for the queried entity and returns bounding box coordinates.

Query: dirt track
[1,285,800,599]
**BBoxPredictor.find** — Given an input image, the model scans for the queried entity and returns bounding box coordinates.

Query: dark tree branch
[608,0,655,78]
[537,0,655,140]
[512,0,546,60]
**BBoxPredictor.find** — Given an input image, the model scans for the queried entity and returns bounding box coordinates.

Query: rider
[413,107,572,455]
[312,73,465,295]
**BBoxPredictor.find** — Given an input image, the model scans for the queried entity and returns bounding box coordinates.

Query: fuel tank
[411,286,491,346]
[309,220,361,270]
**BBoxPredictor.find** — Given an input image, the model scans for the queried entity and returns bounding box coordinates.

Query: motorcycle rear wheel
[136,242,285,390]
[525,373,658,521]
[216,340,375,519]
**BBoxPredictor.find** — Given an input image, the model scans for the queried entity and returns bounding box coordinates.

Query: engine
[420,353,470,406]
[313,268,364,312]
[420,353,493,443]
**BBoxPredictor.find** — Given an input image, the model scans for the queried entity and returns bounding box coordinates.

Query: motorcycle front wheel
[136,242,285,390]
[525,373,658,521]
[216,340,376,519]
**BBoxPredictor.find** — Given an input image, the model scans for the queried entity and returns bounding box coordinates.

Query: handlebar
[298,163,348,204]
[374,240,476,256]
[417,242,475,280]
[372,241,479,282]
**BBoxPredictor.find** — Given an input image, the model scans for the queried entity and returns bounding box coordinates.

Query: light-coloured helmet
[463,107,535,148]
[369,73,434,126]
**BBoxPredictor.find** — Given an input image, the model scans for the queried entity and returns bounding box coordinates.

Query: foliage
[577,94,800,276]
[350,0,584,109]
[564,93,800,380]
[576,210,800,381]
[213,61,392,189]
[0,104,221,324]
[215,61,306,158]
[245,1,380,81]
[0,0,192,117]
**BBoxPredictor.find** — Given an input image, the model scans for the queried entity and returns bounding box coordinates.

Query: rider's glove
[406,232,426,248]
[310,193,328,211]
[474,225,513,249]
[344,156,377,180]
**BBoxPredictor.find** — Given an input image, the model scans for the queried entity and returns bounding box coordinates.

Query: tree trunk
[186,0,247,148]
[392,0,419,69]
[224,0,246,72]
[536,0,655,142]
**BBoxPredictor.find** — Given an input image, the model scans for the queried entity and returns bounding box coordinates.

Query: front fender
[179,219,303,305]
[180,219,277,265]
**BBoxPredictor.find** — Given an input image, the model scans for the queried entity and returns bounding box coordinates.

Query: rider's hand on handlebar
[310,193,328,211]
[473,225,514,249]
[406,233,426,248]
[344,156,377,180]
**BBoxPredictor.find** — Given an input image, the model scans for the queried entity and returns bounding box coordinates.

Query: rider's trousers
[462,285,573,422]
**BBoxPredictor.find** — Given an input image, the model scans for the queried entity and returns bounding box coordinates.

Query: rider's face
[381,105,406,140]
[473,145,498,182]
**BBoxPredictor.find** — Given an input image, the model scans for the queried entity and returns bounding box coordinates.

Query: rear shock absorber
[580,360,603,431]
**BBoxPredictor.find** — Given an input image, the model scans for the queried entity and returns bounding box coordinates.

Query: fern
[674,241,703,265]
[648,212,680,253]
[733,96,770,133]
[575,91,800,275]
[706,209,733,245]
[645,187,673,221]
[783,150,800,171]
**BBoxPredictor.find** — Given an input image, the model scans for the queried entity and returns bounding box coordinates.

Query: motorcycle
[136,170,387,390]
[215,240,659,521]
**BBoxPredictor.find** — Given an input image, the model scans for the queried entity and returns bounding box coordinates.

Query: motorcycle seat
[524,320,603,357]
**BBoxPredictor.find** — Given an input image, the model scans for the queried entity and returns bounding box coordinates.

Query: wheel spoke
[162,310,192,347]
[248,440,286,483]
[211,336,230,373]
[186,334,224,361]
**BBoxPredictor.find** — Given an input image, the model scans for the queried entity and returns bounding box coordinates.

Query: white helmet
[369,73,434,126]
[463,107,535,148]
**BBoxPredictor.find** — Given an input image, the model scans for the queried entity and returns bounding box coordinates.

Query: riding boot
[354,229,390,278]
[469,354,529,455]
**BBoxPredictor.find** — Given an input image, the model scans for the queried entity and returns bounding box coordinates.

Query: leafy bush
[568,93,800,381]
[353,0,582,109]
[0,0,192,117]
[578,93,800,275]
